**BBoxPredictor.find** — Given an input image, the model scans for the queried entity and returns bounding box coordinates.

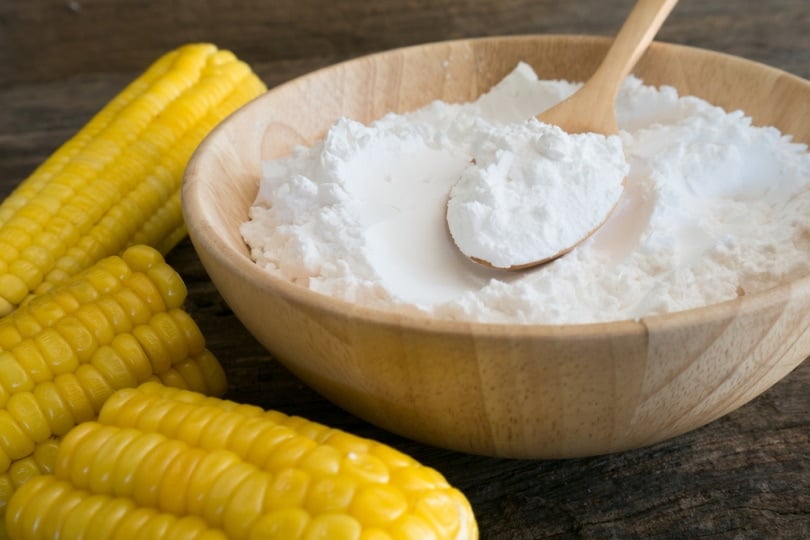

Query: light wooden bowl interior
[183,35,810,458]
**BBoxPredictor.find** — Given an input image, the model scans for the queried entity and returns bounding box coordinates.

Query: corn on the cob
[0,246,228,536]
[0,50,182,227]
[6,383,479,540]
[0,44,266,315]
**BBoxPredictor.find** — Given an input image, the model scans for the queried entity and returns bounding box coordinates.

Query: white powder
[240,62,810,324]
[446,122,627,268]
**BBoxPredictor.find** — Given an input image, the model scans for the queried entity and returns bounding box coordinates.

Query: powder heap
[240,62,810,324]
[447,122,627,269]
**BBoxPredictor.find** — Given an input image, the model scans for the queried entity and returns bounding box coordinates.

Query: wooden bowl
[183,35,810,458]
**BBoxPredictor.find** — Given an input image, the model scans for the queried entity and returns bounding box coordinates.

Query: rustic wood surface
[1,0,808,537]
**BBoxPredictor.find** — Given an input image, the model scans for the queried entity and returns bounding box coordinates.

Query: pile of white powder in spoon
[240,62,810,324]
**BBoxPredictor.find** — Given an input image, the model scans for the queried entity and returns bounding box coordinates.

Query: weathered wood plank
[1,0,808,536]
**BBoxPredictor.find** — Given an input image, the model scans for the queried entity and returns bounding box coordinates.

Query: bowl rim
[184,33,810,339]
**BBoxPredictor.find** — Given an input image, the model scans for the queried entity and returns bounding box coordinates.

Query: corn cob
[0,246,228,537]
[0,50,182,227]
[0,44,266,315]
[6,383,479,540]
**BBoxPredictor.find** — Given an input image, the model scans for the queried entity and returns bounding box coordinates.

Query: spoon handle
[537,0,677,135]
[592,0,679,95]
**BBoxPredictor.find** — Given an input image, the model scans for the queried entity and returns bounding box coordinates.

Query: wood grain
[1,0,809,537]
[2,0,809,85]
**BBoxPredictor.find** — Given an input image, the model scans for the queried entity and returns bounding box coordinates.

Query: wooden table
[1,0,808,537]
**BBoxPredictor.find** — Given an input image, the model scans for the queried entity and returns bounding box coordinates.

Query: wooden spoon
[539,0,678,135]
[448,0,678,270]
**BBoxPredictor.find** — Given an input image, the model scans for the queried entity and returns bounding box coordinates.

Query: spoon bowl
[447,0,678,270]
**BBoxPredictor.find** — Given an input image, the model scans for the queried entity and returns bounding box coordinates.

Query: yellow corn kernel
[32,438,59,474]
[80,254,134,294]
[72,364,117,412]
[53,374,96,427]
[96,295,134,335]
[244,424,298,467]
[249,508,311,540]
[22,290,65,328]
[52,316,97,363]
[307,514,364,539]
[0,275,27,307]
[12,340,51,385]
[82,426,137,494]
[110,334,153,382]
[9,258,43,291]
[172,357,210,396]
[26,384,478,540]
[148,311,189,361]
[55,281,95,310]
[341,452,390,485]
[154,368,191,391]
[299,444,343,477]
[350,484,409,528]
[83,495,138,537]
[10,310,42,341]
[132,324,172,373]
[220,470,271,537]
[305,474,358,514]
[0,472,13,512]
[390,514,440,540]
[0,354,34,395]
[91,346,140,389]
[0,410,34,461]
[144,263,187,310]
[110,287,153,328]
[0,44,266,315]
[7,393,50,445]
[183,350,229,397]
[326,431,374,457]
[110,431,165,496]
[389,464,448,493]
[416,489,472,539]
[281,415,333,443]
[263,436,319,471]
[8,458,40,490]
[0,454,10,485]
[73,304,116,347]
[203,459,257,527]
[33,382,76,437]
[121,272,171,316]
[169,309,206,357]
[33,327,79,376]
[120,243,165,273]
[0,323,22,350]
